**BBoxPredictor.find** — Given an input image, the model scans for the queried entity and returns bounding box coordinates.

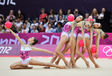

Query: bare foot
[23,66,33,69]
[86,62,90,68]
[11,66,33,70]
[95,64,100,68]
[55,61,59,65]
[68,61,72,68]
[72,64,78,68]
[44,66,50,69]
[57,66,67,69]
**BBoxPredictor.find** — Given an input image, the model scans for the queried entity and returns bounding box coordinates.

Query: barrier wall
[0,33,112,58]
[0,33,112,45]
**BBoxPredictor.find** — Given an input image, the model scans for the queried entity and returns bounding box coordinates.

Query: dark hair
[57,22,62,27]
[104,34,109,39]
[32,38,38,45]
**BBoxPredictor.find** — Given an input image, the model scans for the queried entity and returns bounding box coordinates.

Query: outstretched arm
[9,29,25,45]
[31,47,54,55]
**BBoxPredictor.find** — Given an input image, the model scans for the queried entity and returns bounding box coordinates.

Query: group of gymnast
[5,14,108,69]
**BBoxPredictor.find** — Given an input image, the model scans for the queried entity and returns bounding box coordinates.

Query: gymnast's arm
[9,29,25,45]
[31,47,54,55]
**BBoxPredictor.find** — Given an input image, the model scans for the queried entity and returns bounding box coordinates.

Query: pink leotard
[20,45,32,61]
[62,22,71,33]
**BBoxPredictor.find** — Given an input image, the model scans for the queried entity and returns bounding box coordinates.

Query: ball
[5,21,12,29]
[91,45,97,54]
[67,14,74,22]
[79,40,84,47]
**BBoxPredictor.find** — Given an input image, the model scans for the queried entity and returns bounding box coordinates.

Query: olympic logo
[103,46,112,56]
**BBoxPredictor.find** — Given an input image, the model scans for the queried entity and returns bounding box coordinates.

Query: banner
[0,33,112,58]
[0,33,61,45]
[0,44,112,58]
[0,33,112,45]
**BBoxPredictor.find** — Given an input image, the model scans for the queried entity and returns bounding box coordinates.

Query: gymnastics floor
[0,57,112,76]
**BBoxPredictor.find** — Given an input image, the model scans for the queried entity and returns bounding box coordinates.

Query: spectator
[91,8,99,20]
[55,22,62,33]
[38,24,45,32]
[11,22,18,33]
[48,9,56,23]
[40,18,48,28]
[16,10,24,20]
[58,15,65,24]
[9,16,14,22]
[31,25,38,33]
[73,9,80,18]
[15,18,23,32]
[24,18,31,29]
[98,8,105,19]
[31,19,39,27]
[21,23,29,33]
[100,8,111,32]
[65,9,72,21]
[45,23,54,33]
[56,9,65,21]
[84,13,89,20]
[39,8,47,22]
[6,10,15,21]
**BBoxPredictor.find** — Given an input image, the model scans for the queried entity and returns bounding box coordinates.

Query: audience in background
[84,13,89,20]
[6,10,15,21]
[15,18,23,32]
[55,22,62,33]
[16,10,24,20]
[48,9,56,24]
[21,23,29,33]
[73,9,80,18]
[45,23,54,33]
[39,8,47,22]
[31,25,38,33]
[65,9,72,22]
[91,8,99,20]
[56,9,65,21]
[0,8,112,33]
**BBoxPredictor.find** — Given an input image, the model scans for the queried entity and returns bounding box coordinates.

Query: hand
[5,26,10,30]
[95,53,98,59]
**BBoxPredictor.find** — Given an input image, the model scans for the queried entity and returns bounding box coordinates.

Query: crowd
[0,8,112,33]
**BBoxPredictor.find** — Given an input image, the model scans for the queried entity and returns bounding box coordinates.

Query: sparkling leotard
[62,22,71,33]
[20,45,32,61]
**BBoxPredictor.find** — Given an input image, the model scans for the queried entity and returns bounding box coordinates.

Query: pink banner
[0,33,112,45]
[0,33,61,45]
[0,44,112,58]
[0,33,112,58]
